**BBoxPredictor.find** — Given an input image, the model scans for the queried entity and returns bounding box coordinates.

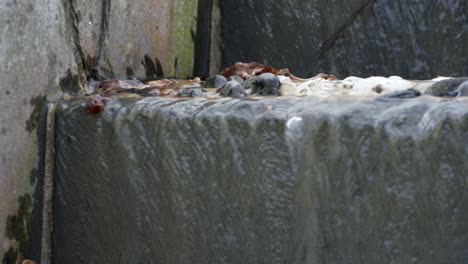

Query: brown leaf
[95,79,145,95]
[145,79,178,87]
[221,62,280,79]
[221,62,337,82]
[148,87,180,97]
[86,95,110,114]
[94,79,120,94]
[277,69,337,82]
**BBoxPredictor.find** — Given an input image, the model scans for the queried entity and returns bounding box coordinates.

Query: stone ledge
[53,97,468,263]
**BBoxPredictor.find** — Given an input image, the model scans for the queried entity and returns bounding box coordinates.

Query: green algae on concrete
[25,95,47,134]
[3,194,33,263]
[1,0,202,261]
[167,0,199,79]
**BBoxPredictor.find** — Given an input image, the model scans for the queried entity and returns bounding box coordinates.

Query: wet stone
[53,97,468,264]
[228,75,244,84]
[424,78,468,97]
[243,73,281,96]
[220,81,245,97]
[179,87,206,97]
[380,88,421,99]
[456,81,468,97]
[372,85,384,93]
[243,76,261,95]
[203,75,227,88]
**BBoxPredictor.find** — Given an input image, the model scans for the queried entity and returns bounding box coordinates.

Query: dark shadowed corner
[142,55,164,81]
[193,0,213,78]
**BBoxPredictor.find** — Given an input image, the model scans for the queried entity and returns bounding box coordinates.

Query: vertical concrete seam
[40,104,57,264]
[61,0,88,94]
[193,0,213,77]
[209,0,222,76]
[92,0,113,79]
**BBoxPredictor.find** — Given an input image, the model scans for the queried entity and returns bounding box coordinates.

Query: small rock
[219,81,245,97]
[380,88,421,99]
[228,75,244,84]
[372,84,384,93]
[203,75,227,88]
[179,87,206,97]
[456,81,468,97]
[243,73,281,96]
[424,78,468,97]
[243,76,261,94]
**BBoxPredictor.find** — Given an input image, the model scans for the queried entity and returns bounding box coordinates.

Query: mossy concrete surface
[0,0,199,262]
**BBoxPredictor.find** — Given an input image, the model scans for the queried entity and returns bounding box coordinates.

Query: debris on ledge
[82,62,468,112]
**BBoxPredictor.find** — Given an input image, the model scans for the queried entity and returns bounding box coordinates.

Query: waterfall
[53,96,468,263]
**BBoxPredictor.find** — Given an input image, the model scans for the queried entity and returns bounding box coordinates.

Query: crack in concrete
[315,0,376,60]
[92,0,113,79]
[62,0,113,85]
[61,0,88,92]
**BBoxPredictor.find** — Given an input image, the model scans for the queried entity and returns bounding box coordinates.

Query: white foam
[279,76,416,97]
[431,77,454,82]
[286,116,303,130]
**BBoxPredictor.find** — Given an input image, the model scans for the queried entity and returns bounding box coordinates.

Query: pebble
[243,73,281,96]
[228,75,244,84]
[179,87,206,97]
[243,76,261,94]
[203,75,227,88]
[380,88,421,99]
[424,78,468,97]
[220,81,246,97]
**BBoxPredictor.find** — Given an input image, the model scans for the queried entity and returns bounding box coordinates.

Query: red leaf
[86,95,110,114]
[221,62,280,79]
[222,62,337,82]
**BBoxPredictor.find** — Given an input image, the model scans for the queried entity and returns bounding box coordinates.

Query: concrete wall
[2,0,466,262]
[0,0,198,262]
[221,0,468,79]
[52,97,468,264]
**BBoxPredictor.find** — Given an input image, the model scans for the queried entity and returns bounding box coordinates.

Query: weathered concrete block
[54,97,468,263]
[221,0,468,79]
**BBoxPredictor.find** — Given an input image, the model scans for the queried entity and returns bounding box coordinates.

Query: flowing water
[53,96,468,263]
